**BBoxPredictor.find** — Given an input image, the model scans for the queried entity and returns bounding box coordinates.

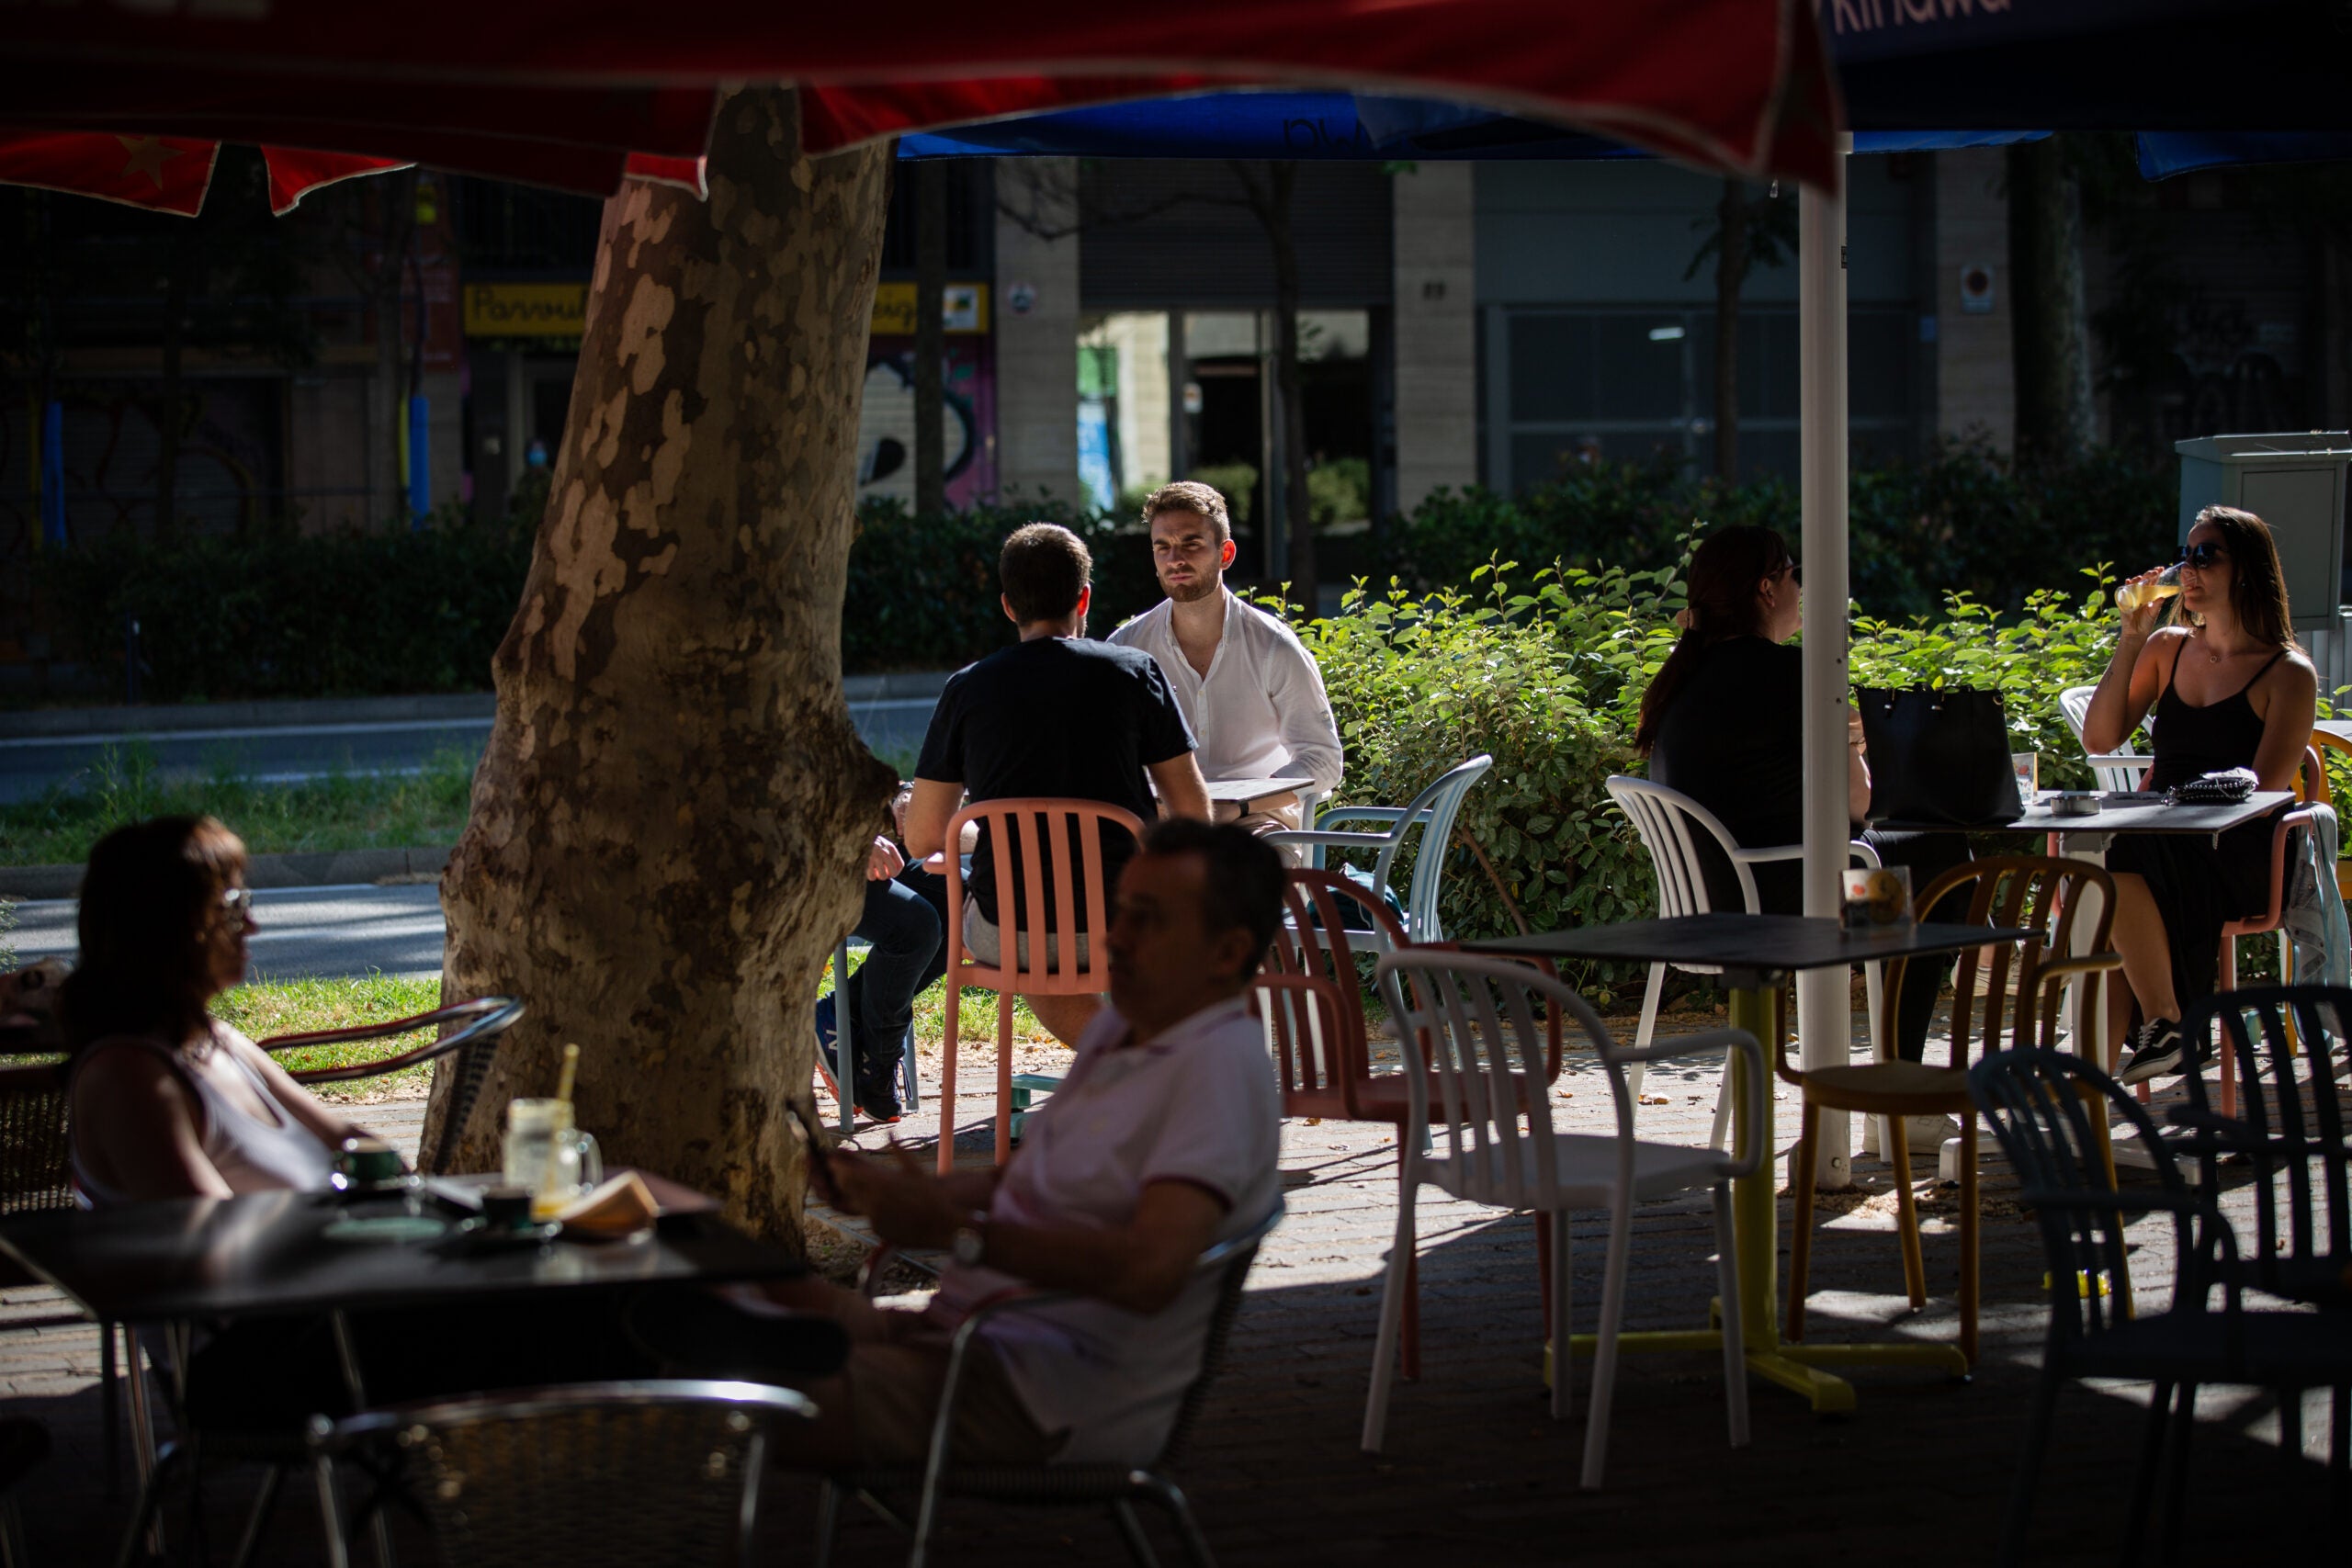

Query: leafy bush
[1295,562,1679,1001]
[1296,551,2136,998]
[1849,570,2133,790]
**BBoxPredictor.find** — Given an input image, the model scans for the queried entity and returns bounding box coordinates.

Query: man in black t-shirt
[906,523,1211,1045]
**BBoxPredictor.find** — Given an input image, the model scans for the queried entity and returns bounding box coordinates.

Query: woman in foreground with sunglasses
[2081,505,2316,1083]
[64,815,380,1202]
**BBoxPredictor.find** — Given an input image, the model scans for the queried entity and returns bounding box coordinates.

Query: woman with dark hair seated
[65,815,378,1203]
[1634,525,1971,1151]
[2081,505,2316,1083]
[61,815,843,1425]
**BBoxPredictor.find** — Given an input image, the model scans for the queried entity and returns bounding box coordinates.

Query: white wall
[992,161,1082,506]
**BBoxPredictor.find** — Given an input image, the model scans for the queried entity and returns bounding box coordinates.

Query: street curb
[0,845,453,903]
[0,679,947,738]
[0,693,497,739]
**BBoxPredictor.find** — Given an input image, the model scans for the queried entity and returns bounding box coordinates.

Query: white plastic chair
[1264,755,1494,956]
[2057,684,2149,793]
[1604,776,1883,1145]
[1362,950,1761,1488]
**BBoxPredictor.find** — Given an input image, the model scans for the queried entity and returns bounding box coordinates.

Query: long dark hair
[60,816,247,1055]
[2185,505,2299,651]
[1634,525,1793,755]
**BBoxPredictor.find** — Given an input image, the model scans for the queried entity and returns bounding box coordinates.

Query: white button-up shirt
[1107,587,1344,795]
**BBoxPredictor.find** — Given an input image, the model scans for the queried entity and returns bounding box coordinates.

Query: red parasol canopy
[0,0,1840,214]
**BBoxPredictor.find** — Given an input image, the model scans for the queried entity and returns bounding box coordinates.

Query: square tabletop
[1996,789,2291,837]
[1874,790,2291,838]
[1460,913,2032,976]
[2316,718,2352,746]
[0,1183,802,1326]
[1203,774,1314,804]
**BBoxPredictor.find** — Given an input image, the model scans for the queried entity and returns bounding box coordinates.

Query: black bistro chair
[817,1204,1282,1568]
[1968,1048,2352,1563]
[309,1380,814,1568]
[2169,985,2351,1312]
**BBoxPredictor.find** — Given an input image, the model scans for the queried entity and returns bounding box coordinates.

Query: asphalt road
[7,883,446,981]
[0,698,938,805]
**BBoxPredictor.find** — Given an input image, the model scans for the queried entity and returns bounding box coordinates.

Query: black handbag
[2167,766,2257,806]
[1854,685,2024,828]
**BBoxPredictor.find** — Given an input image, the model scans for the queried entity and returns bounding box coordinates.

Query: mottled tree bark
[426,87,897,1243]
[2008,137,2097,464]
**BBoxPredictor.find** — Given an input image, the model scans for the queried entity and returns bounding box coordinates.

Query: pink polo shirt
[934,993,1281,1464]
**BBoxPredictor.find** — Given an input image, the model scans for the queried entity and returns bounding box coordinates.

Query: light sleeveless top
[70,1024,336,1207]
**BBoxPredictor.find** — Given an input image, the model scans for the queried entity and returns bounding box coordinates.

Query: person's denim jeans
[844,870,947,1100]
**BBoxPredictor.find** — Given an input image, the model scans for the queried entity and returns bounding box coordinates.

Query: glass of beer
[2116,563,2184,615]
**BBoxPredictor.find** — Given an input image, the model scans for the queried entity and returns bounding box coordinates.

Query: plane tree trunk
[426,86,898,1242]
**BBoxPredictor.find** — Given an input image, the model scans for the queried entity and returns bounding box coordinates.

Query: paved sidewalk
[5,1015,2338,1564]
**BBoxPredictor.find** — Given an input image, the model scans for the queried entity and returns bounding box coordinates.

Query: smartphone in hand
[787,1097,835,1194]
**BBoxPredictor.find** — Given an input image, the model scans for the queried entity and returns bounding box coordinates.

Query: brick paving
[4,1004,2340,1563]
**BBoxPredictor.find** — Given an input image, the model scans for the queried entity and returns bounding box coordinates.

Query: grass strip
[0,741,474,869]
[214,973,447,1099]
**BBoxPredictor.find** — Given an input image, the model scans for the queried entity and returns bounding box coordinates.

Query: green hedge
[1374,443,2174,621]
[32,445,2171,699]
[37,513,537,703]
[1295,556,2133,1002]
[841,496,1161,674]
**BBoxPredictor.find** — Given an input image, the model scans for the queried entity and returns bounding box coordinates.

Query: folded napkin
[556,1171,662,1237]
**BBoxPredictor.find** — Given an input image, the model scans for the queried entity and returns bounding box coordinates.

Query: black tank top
[2146,640,2288,790]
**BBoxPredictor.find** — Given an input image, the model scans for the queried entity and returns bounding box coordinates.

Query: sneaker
[2118,1018,2186,1085]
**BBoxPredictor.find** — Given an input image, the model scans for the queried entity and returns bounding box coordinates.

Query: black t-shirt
[913,636,1196,929]
[1646,637,1804,913]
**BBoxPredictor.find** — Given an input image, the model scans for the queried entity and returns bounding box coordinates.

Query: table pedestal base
[1554,1327,1969,1416]
[1543,979,1973,1417]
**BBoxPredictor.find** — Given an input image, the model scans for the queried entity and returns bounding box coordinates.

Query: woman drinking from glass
[2081,505,2316,1083]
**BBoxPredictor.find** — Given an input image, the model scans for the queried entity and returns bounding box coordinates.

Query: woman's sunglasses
[220,886,254,917]
[1775,560,1803,586]
[2177,541,2227,570]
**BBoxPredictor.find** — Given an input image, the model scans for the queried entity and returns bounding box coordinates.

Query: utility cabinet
[2176,432,2352,632]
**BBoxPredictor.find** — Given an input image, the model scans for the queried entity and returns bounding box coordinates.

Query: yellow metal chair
[1784,855,2123,1370]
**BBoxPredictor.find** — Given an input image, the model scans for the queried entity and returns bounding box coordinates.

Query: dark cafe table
[1462,913,2030,1416]
[0,1171,804,1408]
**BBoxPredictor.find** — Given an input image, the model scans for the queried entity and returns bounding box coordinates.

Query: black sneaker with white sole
[2118,1017,2186,1085]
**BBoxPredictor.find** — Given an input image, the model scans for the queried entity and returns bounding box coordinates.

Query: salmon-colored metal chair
[934,798,1146,1173]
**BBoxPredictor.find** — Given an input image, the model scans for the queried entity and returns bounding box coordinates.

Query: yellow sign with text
[871,281,989,336]
[463,282,590,338]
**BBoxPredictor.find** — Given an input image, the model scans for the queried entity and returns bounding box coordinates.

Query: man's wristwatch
[949,1210,990,1267]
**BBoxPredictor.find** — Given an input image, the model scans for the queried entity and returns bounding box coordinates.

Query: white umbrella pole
[1796,136,1854,1190]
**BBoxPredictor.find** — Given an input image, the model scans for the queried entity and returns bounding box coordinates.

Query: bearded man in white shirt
[1108,480,1345,833]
